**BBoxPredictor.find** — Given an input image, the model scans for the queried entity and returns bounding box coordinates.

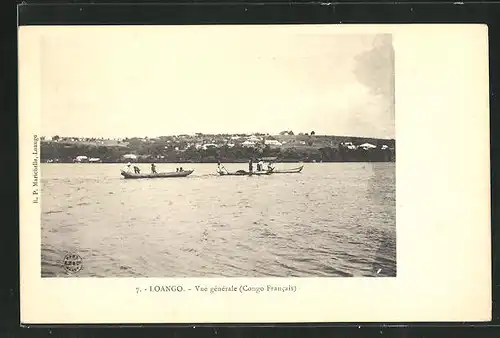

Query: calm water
[41,162,396,277]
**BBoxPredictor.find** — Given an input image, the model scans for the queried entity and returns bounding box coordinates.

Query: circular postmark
[63,252,83,274]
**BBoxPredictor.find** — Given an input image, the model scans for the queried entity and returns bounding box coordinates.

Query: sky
[38,26,395,139]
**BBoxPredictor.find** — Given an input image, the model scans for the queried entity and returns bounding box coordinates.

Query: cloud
[353,34,395,125]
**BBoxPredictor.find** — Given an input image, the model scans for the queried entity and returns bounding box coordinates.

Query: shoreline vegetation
[40,132,395,164]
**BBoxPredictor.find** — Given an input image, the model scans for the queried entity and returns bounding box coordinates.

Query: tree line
[41,141,395,163]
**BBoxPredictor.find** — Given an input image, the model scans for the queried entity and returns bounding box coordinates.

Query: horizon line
[40,133,396,140]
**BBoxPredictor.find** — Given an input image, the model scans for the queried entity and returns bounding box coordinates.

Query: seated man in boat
[179,167,183,172]
[268,162,275,172]
[151,163,157,174]
[123,162,132,173]
[217,161,228,174]
[176,168,179,172]
[133,165,141,174]
[257,160,264,172]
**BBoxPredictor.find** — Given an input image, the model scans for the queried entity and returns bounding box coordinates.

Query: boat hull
[217,165,303,176]
[272,165,304,174]
[121,170,194,179]
[218,170,272,176]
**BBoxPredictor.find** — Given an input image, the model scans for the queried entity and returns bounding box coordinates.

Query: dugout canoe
[120,170,194,179]
[272,165,304,174]
[217,169,272,176]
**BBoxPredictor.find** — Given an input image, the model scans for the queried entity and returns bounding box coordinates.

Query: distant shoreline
[42,159,395,164]
[40,134,395,164]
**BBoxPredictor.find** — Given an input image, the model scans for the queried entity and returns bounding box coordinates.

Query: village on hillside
[40,131,396,163]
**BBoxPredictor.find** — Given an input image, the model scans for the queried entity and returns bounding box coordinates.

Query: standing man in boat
[248,159,253,173]
[151,163,157,174]
[133,165,141,174]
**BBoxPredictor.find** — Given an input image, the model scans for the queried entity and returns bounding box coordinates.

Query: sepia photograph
[19,24,490,324]
[38,28,396,278]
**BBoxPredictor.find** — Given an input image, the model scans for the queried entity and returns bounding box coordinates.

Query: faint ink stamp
[63,252,83,274]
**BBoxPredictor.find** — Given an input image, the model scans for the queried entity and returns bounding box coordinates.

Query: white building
[242,140,256,147]
[247,135,262,143]
[264,140,282,147]
[74,156,88,162]
[342,142,357,150]
[122,154,138,161]
[359,143,377,150]
[202,143,218,150]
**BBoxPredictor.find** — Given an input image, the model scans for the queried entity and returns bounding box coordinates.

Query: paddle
[218,163,229,174]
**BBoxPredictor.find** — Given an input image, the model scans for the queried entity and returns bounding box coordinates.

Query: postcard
[19,24,490,323]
